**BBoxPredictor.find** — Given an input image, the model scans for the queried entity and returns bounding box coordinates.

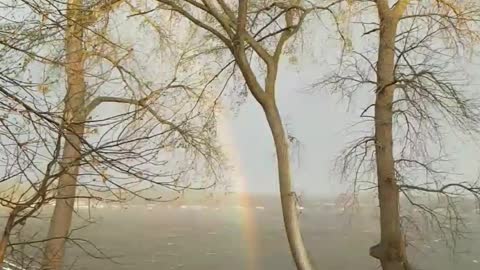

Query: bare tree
[42,0,222,267]
[0,1,69,265]
[323,1,480,269]
[1,0,222,268]
[136,0,344,269]
[40,1,92,267]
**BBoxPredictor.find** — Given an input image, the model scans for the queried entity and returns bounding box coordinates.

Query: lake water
[3,200,480,270]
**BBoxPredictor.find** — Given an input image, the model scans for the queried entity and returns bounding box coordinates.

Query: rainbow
[217,108,259,270]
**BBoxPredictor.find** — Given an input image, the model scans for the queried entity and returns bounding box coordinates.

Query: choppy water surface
[4,199,480,270]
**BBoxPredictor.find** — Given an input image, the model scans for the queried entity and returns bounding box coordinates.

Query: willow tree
[145,0,340,269]
[325,1,480,269]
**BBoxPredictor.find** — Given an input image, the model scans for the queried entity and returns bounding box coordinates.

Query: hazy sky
[219,24,362,196]
[10,2,478,198]
[65,0,478,198]
[219,18,480,196]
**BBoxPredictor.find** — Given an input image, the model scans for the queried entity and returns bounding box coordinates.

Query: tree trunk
[370,14,410,270]
[42,1,87,269]
[263,100,314,270]
[0,238,7,267]
[0,212,16,266]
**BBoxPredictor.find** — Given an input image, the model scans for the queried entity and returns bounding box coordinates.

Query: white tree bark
[263,100,314,270]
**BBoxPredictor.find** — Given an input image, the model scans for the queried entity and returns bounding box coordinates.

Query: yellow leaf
[101,170,109,183]
[38,84,49,94]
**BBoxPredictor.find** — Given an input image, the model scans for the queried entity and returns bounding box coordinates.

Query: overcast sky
[218,18,480,196]
[217,23,361,196]
[10,2,477,198]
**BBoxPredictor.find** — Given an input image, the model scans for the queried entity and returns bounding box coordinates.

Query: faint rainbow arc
[217,106,259,270]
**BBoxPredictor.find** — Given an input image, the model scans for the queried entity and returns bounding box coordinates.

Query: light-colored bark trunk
[370,11,410,270]
[263,100,314,270]
[42,1,87,269]
[234,3,313,267]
